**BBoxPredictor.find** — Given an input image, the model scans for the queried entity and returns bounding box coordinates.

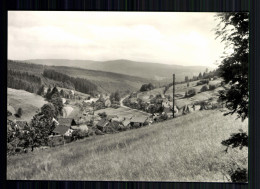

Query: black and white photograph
[7,11,248,182]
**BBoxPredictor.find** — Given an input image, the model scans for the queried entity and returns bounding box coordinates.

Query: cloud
[8,11,225,67]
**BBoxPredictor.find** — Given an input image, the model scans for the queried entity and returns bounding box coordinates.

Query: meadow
[7,109,248,182]
[7,88,47,122]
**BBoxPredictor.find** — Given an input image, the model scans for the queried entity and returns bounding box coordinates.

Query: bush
[213,76,218,80]
[98,112,107,118]
[15,107,23,118]
[200,85,209,92]
[140,83,155,92]
[185,88,196,97]
[209,84,216,90]
[197,79,209,86]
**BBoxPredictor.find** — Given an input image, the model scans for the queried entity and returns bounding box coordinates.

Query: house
[61,98,66,104]
[83,98,98,107]
[57,118,77,127]
[111,116,124,122]
[162,100,171,108]
[163,107,173,117]
[52,125,71,136]
[96,118,110,131]
[130,116,148,127]
[71,124,88,132]
[122,119,131,127]
[104,99,111,107]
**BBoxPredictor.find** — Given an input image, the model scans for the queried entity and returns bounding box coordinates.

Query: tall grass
[7,110,248,182]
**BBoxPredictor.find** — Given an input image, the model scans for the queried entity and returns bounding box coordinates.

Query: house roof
[163,107,172,114]
[71,125,88,131]
[108,121,120,128]
[96,118,109,127]
[53,125,69,135]
[130,116,148,123]
[58,118,76,127]
[122,119,131,126]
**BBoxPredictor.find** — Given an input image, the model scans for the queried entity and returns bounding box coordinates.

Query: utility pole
[173,74,175,118]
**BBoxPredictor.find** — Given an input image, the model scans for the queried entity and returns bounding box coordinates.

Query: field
[7,88,47,122]
[7,110,248,181]
[95,107,150,119]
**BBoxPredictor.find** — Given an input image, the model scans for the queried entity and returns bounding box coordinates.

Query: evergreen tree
[15,107,23,118]
[37,85,45,96]
[215,12,249,183]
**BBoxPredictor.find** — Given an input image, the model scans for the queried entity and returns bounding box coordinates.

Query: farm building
[52,125,71,136]
[130,116,148,128]
[96,118,110,131]
[61,98,66,104]
[122,119,131,127]
[83,98,99,106]
[57,118,77,127]
[105,99,111,107]
[71,124,89,132]
[111,116,124,122]
[162,100,171,108]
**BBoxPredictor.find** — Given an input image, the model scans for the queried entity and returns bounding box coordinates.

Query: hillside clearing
[7,88,47,122]
[7,110,248,181]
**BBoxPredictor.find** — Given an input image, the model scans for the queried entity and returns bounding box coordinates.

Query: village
[7,74,224,154]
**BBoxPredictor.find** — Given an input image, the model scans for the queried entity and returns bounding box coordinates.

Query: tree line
[43,69,97,96]
[8,70,42,93]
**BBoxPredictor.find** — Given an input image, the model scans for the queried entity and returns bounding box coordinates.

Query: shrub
[200,85,209,92]
[197,79,209,86]
[213,76,218,80]
[15,107,23,118]
[185,88,196,97]
[140,83,155,92]
[98,112,107,118]
[209,84,216,90]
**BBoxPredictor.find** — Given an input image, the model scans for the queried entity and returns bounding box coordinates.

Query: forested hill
[23,59,210,82]
[7,60,154,95]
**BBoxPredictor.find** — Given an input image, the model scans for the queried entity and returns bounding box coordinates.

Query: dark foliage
[37,85,45,96]
[15,107,23,118]
[8,70,42,94]
[140,83,155,92]
[43,69,97,95]
[221,130,248,150]
[215,13,249,121]
[185,88,196,98]
[110,91,121,103]
[229,168,248,183]
[216,12,249,183]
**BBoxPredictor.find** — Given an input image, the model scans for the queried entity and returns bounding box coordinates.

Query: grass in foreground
[7,110,248,182]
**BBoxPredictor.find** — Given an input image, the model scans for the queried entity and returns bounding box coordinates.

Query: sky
[8,11,225,67]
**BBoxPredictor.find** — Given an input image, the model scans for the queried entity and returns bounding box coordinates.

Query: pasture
[7,88,47,122]
[7,110,248,181]
[94,107,151,119]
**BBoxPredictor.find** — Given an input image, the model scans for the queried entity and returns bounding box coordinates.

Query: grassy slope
[7,110,248,182]
[7,88,47,122]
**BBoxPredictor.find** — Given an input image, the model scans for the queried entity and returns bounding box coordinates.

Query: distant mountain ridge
[22,59,210,82]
